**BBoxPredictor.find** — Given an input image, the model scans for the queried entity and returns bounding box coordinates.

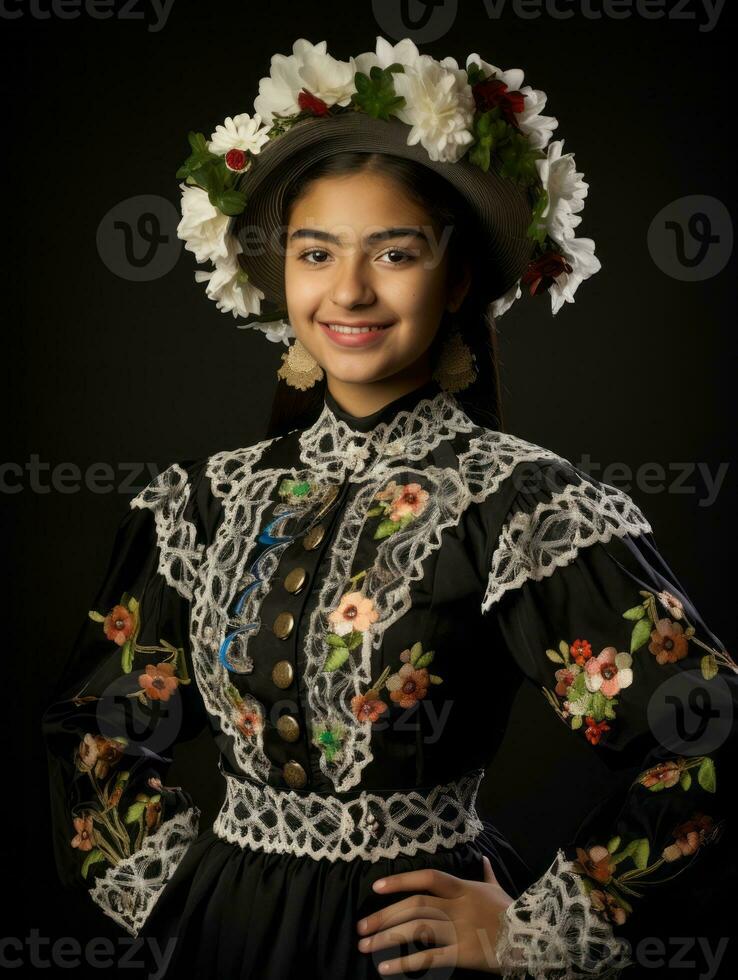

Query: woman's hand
[355,854,515,975]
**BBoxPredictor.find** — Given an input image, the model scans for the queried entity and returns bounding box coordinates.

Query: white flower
[245,320,296,345]
[193,237,264,319]
[176,182,231,265]
[253,38,355,126]
[490,281,522,319]
[465,54,557,149]
[394,54,475,163]
[536,140,589,244]
[549,235,601,315]
[352,36,423,75]
[207,112,271,156]
[657,590,685,620]
[344,442,371,474]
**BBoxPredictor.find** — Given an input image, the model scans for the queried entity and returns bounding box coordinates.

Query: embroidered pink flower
[648,618,689,664]
[662,813,714,862]
[589,889,628,926]
[638,760,681,790]
[387,483,430,522]
[103,604,136,646]
[386,664,430,708]
[554,663,581,696]
[328,591,379,636]
[584,647,633,697]
[138,662,180,702]
[350,693,389,724]
[574,844,616,884]
[375,480,400,502]
[657,590,684,620]
[71,814,96,851]
[235,705,262,739]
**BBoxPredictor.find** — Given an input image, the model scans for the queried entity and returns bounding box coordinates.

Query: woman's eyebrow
[289,227,430,245]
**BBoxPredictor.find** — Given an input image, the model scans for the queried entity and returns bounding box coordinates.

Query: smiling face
[283,168,470,395]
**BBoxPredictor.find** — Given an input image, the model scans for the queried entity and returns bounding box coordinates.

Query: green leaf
[323,646,350,672]
[120,640,133,675]
[701,654,718,680]
[546,648,565,664]
[632,838,650,870]
[570,715,583,729]
[81,848,105,879]
[429,674,443,685]
[211,189,247,217]
[697,756,717,793]
[409,641,424,666]
[558,640,570,660]
[88,610,105,623]
[351,66,406,121]
[526,188,549,245]
[589,691,609,722]
[680,771,692,791]
[364,506,384,518]
[325,633,347,648]
[124,801,146,824]
[622,604,646,621]
[415,652,434,669]
[346,630,363,651]
[630,618,652,653]
[374,519,402,540]
[607,836,621,854]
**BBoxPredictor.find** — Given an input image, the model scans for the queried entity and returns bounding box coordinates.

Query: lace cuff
[494,849,633,979]
[89,807,200,938]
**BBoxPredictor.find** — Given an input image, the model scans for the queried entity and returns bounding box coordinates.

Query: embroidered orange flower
[350,693,389,724]
[138,662,180,701]
[584,648,633,697]
[103,604,136,646]
[662,813,714,862]
[386,664,430,708]
[571,638,593,666]
[328,591,379,636]
[638,759,681,790]
[235,705,262,739]
[554,664,580,696]
[589,889,628,925]
[648,618,689,664]
[574,845,616,884]
[75,733,125,779]
[583,716,610,745]
[70,814,96,851]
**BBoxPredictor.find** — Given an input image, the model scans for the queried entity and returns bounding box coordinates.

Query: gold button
[283,760,307,789]
[284,566,307,594]
[273,611,294,639]
[276,714,300,742]
[271,659,294,689]
[303,524,325,550]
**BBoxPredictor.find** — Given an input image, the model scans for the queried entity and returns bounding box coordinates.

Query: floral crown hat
[176,36,600,345]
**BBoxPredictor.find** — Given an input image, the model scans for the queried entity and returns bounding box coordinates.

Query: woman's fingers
[358,893,443,937]
[358,915,457,954]
[375,944,458,976]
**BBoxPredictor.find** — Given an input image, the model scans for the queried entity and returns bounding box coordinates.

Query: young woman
[42,37,736,979]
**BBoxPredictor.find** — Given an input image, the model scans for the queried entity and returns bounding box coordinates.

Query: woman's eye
[298,249,330,264]
[379,249,414,264]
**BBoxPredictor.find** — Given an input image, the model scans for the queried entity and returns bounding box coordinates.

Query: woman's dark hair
[265,151,507,439]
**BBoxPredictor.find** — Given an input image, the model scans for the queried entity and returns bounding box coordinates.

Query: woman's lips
[318,321,395,348]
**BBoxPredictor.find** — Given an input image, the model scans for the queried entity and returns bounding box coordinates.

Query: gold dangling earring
[432,317,477,393]
[276,337,324,390]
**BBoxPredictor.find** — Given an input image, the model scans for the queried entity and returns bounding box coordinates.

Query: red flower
[571,639,593,666]
[138,662,180,702]
[472,78,526,126]
[103,604,135,646]
[522,252,573,297]
[584,716,610,745]
[224,148,250,173]
[350,693,388,724]
[298,89,330,116]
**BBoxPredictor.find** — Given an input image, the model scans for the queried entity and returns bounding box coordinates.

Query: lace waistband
[212,767,486,863]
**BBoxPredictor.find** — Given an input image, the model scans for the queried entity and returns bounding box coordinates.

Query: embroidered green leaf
[602,697,618,721]
[345,630,363,651]
[558,640,570,661]
[568,672,588,701]
[124,801,147,824]
[630,618,652,653]
[325,633,347,648]
[622,604,646,621]
[465,61,489,86]
[607,836,621,854]
[570,715,583,729]
[468,108,508,172]
[365,505,385,518]
[81,848,106,879]
[415,651,435,669]
[697,756,716,793]
[700,654,718,680]
[351,65,406,121]
[88,610,105,623]
[632,838,650,870]
[374,518,402,540]
[589,691,610,722]
[546,648,565,664]
[324,646,350,672]
[409,641,424,666]
[526,188,549,244]
[120,639,134,675]
[429,674,444,684]
[680,771,692,791]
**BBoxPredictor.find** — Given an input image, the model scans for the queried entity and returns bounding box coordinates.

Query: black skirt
[137,818,533,979]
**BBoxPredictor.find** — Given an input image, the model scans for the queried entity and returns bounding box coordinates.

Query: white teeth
[325,323,389,334]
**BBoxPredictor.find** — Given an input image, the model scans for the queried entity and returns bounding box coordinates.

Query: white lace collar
[298,379,477,478]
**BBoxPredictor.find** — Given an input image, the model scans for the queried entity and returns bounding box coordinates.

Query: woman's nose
[329,255,376,309]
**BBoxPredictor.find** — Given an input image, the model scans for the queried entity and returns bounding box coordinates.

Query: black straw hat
[231,111,535,309]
